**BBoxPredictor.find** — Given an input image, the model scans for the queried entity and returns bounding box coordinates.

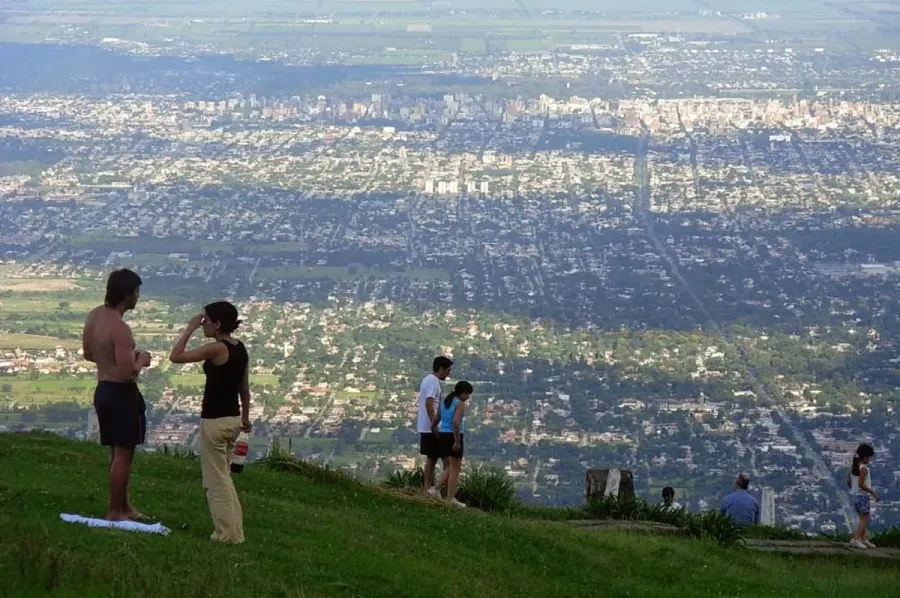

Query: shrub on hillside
[158,444,198,460]
[690,511,743,546]
[872,527,900,548]
[383,467,425,492]
[457,465,518,512]
[586,495,688,526]
[507,503,585,521]
[256,446,353,486]
[586,495,741,546]
[381,465,520,513]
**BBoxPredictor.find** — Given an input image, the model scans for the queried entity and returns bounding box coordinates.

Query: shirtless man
[82,268,152,521]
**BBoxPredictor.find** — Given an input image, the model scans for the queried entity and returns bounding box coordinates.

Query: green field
[0,298,95,312]
[0,377,95,406]
[0,333,81,351]
[0,1,776,54]
[2,0,893,57]
[258,265,449,282]
[0,160,50,177]
[68,233,235,256]
[275,435,337,455]
[170,373,280,388]
[361,426,396,443]
[338,389,381,401]
[2,433,899,598]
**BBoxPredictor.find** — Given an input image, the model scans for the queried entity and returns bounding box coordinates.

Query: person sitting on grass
[661,486,682,511]
[436,380,473,508]
[847,443,879,550]
[720,473,759,528]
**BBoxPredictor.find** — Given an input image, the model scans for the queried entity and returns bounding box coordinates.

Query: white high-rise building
[87,409,100,443]
[761,487,776,526]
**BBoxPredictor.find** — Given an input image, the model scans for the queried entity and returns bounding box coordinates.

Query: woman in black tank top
[169,301,251,543]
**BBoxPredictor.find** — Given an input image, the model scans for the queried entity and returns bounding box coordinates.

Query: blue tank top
[439,397,465,434]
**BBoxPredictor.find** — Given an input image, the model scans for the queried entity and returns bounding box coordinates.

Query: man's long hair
[104,269,142,308]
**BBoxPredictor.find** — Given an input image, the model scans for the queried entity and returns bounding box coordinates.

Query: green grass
[0,333,80,350]
[2,433,899,597]
[275,436,338,455]
[0,378,95,406]
[68,234,234,255]
[0,160,50,177]
[169,373,208,388]
[258,265,448,282]
[253,374,280,387]
[337,390,380,401]
[170,373,279,388]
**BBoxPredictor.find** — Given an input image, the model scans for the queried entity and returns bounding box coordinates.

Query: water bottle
[231,432,249,474]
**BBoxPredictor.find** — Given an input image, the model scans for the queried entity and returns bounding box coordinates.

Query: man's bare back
[83,306,139,382]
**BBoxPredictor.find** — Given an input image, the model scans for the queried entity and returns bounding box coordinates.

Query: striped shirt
[720,490,760,527]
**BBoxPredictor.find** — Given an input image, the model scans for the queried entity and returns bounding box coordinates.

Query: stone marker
[585,468,635,503]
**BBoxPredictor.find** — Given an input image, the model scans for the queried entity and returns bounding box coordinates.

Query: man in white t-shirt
[418,355,453,496]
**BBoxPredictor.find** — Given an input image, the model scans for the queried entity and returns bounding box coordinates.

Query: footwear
[126,512,153,523]
[848,539,868,550]
[426,487,441,498]
[450,498,467,508]
[863,539,877,549]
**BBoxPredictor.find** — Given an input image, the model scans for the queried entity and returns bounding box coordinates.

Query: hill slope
[1,433,898,598]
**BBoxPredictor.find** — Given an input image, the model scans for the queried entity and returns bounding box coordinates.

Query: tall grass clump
[256,443,354,486]
[383,466,425,492]
[587,496,741,546]
[457,465,518,512]
[157,444,199,460]
[873,527,900,548]
[382,463,520,512]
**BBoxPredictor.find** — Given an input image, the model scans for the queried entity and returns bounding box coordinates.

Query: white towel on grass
[60,513,171,536]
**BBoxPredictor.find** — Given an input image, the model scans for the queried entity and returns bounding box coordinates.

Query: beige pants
[199,417,244,543]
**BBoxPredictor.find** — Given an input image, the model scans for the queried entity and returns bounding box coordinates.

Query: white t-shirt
[417,373,443,433]
[850,465,871,496]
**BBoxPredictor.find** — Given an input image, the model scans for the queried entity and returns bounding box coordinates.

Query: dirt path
[568,521,900,559]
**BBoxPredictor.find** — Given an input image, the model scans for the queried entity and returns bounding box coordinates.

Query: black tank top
[201,340,249,419]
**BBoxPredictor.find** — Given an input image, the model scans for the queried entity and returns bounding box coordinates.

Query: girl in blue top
[847,443,879,550]
[436,381,473,508]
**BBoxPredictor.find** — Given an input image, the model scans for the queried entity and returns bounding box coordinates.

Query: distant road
[632,131,855,531]
[304,347,352,439]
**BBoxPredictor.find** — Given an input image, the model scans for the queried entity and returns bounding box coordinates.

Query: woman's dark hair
[662,487,675,503]
[204,301,242,334]
[851,443,875,478]
[443,380,473,409]
[104,269,142,308]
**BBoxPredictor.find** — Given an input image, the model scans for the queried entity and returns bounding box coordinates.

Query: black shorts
[94,381,146,448]
[419,432,439,459]
[438,433,464,459]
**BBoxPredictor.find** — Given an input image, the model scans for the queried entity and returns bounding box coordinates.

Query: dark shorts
[419,432,439,459]
[854,494,871,515]
[94,381,146,448]
[438,433,464,459]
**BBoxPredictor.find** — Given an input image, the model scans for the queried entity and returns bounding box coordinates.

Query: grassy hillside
[1,433,899,598]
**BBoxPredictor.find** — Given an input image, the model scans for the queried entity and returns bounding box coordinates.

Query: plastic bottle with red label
[231,432,249,474]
